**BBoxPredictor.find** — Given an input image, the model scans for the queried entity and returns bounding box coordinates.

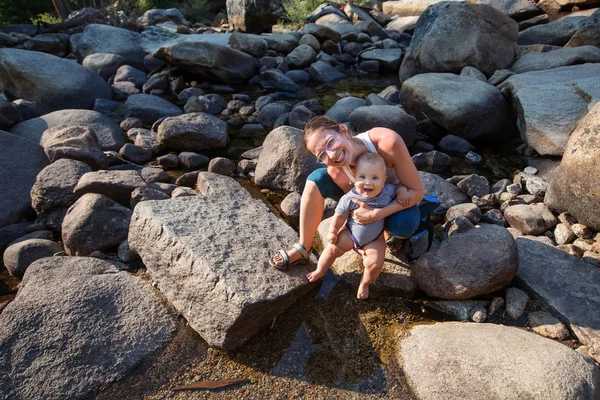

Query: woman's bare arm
[369,127,424,208]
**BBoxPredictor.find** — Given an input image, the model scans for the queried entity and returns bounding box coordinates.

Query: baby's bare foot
[357,282,370,299]
[306,269,326,282]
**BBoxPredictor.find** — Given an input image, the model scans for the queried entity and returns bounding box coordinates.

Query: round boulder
[400,73,513,141]
[412,224,519,299]
[399,2,518,82]
[3,239,63,277]
[157,112,228,151]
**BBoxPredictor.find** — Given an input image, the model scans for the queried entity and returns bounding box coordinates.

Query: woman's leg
[272,181,325,266]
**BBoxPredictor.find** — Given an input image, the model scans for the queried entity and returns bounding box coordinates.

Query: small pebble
[523,166,538,175]
[488,296,504,316]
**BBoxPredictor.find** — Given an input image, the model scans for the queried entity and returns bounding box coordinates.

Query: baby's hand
[327,232,338,244]
[395,185,411,208]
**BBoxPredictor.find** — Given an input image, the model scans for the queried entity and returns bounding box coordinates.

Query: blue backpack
[414,195,441,252]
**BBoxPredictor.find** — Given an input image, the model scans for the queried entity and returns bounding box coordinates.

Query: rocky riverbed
[1,0,600,398]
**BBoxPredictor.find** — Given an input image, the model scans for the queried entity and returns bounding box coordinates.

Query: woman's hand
[350,199,381,224]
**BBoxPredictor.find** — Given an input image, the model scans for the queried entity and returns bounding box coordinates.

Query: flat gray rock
[128,173,317,350]
[154,40,256,83]
[359,48,404,70]
[399,322,600,400]
[511,45,600,74]
[0,256,176,400]
[516,237,600,353]
[9,109,125,151]
[0,133,48,228]
[0,48,112,113]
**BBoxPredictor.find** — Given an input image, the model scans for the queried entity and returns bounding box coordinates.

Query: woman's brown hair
[303,116,350,148]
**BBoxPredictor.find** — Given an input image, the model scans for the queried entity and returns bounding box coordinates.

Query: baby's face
[354,161,386,198]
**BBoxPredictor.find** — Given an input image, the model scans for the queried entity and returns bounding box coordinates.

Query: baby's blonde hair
[356,152,386,172]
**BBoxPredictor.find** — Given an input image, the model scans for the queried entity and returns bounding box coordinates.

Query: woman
[270,115,425,269]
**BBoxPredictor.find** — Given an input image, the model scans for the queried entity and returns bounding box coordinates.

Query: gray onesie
[335,183,396,248]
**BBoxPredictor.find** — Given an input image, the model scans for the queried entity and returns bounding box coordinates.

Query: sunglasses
[316,134,339,164]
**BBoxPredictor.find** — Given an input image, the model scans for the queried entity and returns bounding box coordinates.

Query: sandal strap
[292,243,309,259]
[278,249,290,265]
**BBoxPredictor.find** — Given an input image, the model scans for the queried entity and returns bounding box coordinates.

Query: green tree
[0,0,55,24]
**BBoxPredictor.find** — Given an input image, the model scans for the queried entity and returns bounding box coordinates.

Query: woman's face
[305,127,352,167]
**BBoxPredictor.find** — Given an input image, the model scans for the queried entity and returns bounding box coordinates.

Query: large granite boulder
[349,106,418,147]
[498,63,600,156]
[0,133,48,229]
[254,126,320,192]
[78,24,146,69]
[157,112,229,151]
[9,109,125,151]
[419,171,469,215]
[226,0,280,33]
[544,102,600,231]
[412,224,519,299]
[400,73,513,141]
[399,322,600,400]
[0,256,176,400]
[62,193,133,256]
[399,2,519,81]
[129,173,317,350]
[30,159,92,231]
[516,237,600,363]
[0,49,112,113]
[315,217,417,297]
[154,40,256,83]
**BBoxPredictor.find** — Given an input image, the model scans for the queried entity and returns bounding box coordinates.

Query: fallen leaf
[172,378,250,391]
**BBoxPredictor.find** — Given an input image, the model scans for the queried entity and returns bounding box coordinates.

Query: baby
[307,152,398,299]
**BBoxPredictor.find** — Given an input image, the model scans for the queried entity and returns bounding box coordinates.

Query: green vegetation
[0,0,55,24]
[279,0,347,29]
